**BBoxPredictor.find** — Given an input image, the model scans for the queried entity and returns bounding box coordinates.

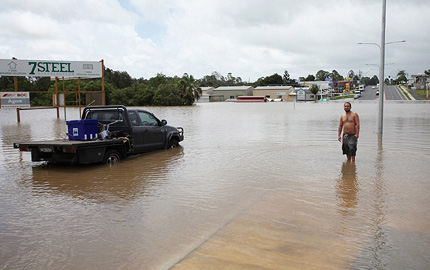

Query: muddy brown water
[1,101,429,269]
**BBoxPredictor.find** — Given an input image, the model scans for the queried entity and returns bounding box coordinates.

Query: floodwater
[1,101,429,270]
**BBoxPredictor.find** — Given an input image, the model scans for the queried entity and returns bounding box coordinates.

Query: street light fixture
[366,63,380,68]
[358,40,406,48]
[365,63,395,68]
[357,31,406,135]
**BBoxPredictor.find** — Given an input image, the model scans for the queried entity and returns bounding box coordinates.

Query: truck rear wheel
[104,149,120,165]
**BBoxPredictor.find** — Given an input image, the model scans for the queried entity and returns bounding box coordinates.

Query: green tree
[106,82,136,106]
[283,70,290,84]
[104,68,133,89]
[304,74,315,81]
[147,73,170,89]
[330,70,343,81]
[366,75,379,85]
[153,83,182,106]
[255,73,284,86]
[32,77,53,91]
[315,70,329,81]
[353,74,360,86]
[0,76,14,91]
[309,84,319,102]
[199,74,219,87]
[200,71,244,87]
[226,73,235,85]
[235,76,243,85]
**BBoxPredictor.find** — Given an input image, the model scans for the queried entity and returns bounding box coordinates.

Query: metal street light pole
[357,2,405,135]
[378,0,386,135]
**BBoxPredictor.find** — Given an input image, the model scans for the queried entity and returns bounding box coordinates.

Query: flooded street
[1,101,429,269]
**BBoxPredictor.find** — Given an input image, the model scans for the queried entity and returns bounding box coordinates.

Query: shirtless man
[338,102,360,162]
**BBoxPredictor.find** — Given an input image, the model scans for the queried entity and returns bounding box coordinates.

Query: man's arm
[354,113,360,139]
[338,116,343,141]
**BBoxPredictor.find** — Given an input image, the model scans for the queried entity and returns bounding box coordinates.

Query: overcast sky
[1,0,429,82]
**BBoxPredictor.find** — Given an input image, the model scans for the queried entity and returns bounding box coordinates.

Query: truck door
[129,111,145,153]
[129,111,166,153]
[137,111,166,151]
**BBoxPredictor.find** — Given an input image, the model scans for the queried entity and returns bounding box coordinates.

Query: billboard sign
[325,78,333,88]
[1,92,30,108]
[0,59,102,78]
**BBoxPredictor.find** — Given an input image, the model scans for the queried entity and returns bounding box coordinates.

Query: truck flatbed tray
[14,139,125,149]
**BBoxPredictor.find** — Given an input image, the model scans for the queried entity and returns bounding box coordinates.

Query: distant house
[253,85,294,101]
[197,87,215,103]
[200,87,215,95]
[211,86,254,101]
[411,73,429,90]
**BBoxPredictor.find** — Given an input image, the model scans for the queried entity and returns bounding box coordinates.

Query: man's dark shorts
[342,133,357,156]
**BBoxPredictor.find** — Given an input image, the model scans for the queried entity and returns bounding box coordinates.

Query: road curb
[398,85,416,100]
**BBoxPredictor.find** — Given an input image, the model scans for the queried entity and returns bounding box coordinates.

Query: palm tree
[396,70,407,84]
[178,73,202,105]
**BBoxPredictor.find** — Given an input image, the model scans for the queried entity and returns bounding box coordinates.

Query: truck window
[86,110,124,126]
[138,111,159,126]
[128,111,140,126]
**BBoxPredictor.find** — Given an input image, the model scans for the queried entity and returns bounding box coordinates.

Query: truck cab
[14,106,184,165]
[82,106,184,154]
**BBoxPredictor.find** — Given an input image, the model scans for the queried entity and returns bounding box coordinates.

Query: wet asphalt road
[358,85,405,100]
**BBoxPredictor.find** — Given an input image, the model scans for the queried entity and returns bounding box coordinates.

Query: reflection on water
[1,102,430,269]
[29,147,185,203]
[336,161,358,216]
[368,134,389,269]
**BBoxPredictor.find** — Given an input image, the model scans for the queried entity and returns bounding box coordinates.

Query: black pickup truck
[13,105,184,165]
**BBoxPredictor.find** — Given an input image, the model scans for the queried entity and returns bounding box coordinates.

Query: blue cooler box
[66,119,98,140]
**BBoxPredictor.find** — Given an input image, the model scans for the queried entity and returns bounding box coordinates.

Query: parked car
[354,90,361,99]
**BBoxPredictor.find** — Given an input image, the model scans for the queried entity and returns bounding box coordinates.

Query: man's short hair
[344,102,352,107]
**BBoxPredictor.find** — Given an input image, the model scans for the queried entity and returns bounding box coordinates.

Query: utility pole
[378,0,386,135]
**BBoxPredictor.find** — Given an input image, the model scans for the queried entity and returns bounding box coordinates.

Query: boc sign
[1,92,30,108]
[0,59,103,78]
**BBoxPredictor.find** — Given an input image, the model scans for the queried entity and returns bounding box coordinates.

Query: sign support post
[78,77,82,116]
[54,77,59,119]
[101,59,105,105]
